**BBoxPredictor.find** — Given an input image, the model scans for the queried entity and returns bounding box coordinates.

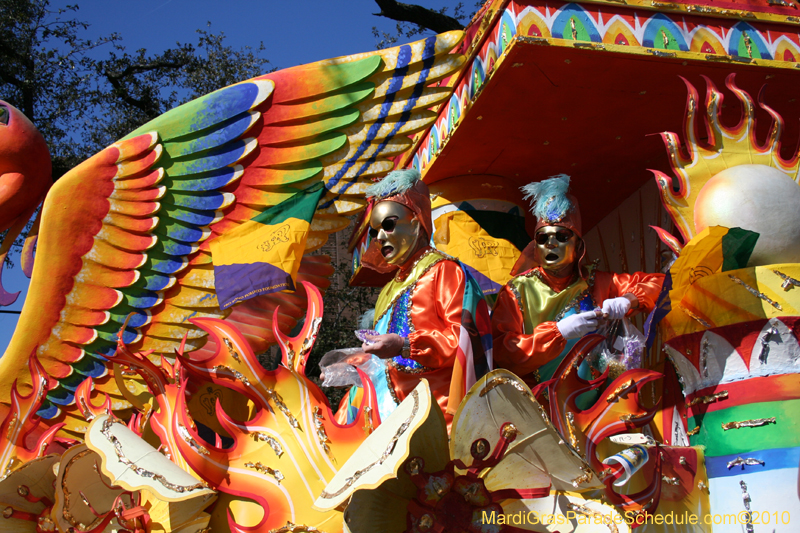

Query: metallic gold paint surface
[369,201,422,266]
[532,226,579,274]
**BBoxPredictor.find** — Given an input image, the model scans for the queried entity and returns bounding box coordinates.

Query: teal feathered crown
[365,169,421,200]
[520,174,574,224]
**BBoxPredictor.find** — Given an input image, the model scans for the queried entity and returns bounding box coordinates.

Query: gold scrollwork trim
[772,269,800,291]
[253,432,284,458]
[479,376,532,399]
[721,417,776,430]
[269,522,321,533]
[619,412,648,423]
[265,389,301,430]
[101,418,208,493]
[565,412,580,453]
[319,389,420,500]
[212,365,250,386]
[177,424,210,456]
[728,275,783,311]
[223,338,241,364]
[245,461,285,484]
[313,406,332,456]
[606,379,637,403]
[686,390,728,407]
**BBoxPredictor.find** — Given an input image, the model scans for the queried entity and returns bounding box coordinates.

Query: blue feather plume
[520,174,573,223]
[365,169,421,200]
[358,309,375,329]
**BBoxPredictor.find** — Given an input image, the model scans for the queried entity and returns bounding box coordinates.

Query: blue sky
[76,0,466,68]
[0,0,468,352]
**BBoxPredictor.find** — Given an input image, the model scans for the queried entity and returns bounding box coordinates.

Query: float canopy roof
[419,41,800,230]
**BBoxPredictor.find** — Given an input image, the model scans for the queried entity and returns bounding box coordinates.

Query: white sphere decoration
[694,164,800,267]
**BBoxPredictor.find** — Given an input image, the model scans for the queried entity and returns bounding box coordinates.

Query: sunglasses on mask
[368,217,398,239]
[534,229,574,245]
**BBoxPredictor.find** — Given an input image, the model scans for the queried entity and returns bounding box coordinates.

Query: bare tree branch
[103,58,190,113]
[372,0,464,33]
[105,59,190,82]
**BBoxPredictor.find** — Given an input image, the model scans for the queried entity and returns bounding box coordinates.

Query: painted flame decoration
[107,329,200,476]
[77,375,153,436]
[652,74,800,245]
[163,282,380,532]
[0,356,64,479]
[533,335,663,512]
[75,377,113,422]
[0,363,216,533]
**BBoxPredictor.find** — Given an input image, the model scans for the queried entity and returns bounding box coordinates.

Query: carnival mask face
[369,200,421,266]
[533,226,578,273]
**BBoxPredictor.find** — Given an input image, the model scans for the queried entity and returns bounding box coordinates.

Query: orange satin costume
[336,247,481,426]
[384,248,472,425]
[491,266,664,383]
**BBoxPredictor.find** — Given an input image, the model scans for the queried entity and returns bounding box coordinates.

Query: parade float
[1,0,799,531]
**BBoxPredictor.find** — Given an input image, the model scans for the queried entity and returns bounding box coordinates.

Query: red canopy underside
[422,41,800,230]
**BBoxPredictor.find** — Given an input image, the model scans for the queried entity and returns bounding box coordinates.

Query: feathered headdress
[512,173,585,276]
[365,169,422,200]
[360,168,433,273]
[364,169,431,239]
[357,309,375,329]
[520,173,574,225]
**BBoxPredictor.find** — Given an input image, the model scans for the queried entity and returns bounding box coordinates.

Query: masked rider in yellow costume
[336,170,491,428]
[491,175,664,386]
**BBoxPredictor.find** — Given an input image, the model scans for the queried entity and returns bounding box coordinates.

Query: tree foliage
[1,0,474,171]
[0,0,468,332]
[86,26,271,154]
[0,0,270,265]
[0,0,117,177]
[0,0,271,179]
[2,0,478,172]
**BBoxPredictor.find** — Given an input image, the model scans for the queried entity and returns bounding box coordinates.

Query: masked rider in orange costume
[337,169,491,427]
[491,175,664,386]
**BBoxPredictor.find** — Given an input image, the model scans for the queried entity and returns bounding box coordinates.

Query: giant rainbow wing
[0,32,466,431]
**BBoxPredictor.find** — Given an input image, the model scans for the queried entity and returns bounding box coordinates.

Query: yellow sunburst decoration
[652,74,800,245]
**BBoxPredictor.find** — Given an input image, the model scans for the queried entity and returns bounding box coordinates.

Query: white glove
[557,311,599,340]
[601,297,632,320]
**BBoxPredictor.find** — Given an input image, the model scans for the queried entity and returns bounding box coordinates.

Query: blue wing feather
[154,220,207,243]
[163,191,232,211]
[167,140,254,176]
[164,112,259,156]
[121,288,161,309]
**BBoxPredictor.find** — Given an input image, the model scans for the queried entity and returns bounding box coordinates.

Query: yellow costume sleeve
[491,285,566,380]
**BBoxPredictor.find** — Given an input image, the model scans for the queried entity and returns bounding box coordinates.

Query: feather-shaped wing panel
[2,134,161,405]
[2,80,274,421]
[218,31,465,252]
[1,31,466,433]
